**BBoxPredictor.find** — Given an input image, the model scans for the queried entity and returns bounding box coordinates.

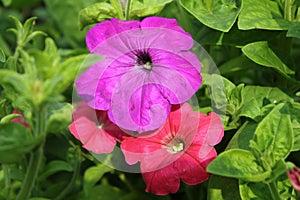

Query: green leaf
[207,175,242,200]
[55,54,88,93]
[238,0,291,30]
[129,0,173,18]
[287,22,300,39]
[39,160,73,180]
[46,103,72,133]
[239,175,296,200]
[251,103,293,167]
[0,123,41,163]
[179,0,242,32]
[207,149,271,182]
[202,73,228,113]
[1,0,12,7]
[79,2,118,30]
[289,102,300,151]
[242,41,294,77]
[0,48,5,62]
[238,86,291,121]
[219,55,259,75]
[0,113,21,124]
[77,185,121,200]
[239,181,271,200]
[83,164,113,196]
[226,121,258,151]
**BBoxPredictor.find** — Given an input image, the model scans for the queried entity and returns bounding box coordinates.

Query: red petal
[175,145,216,185]
[142,163,180,195]
[69,117,116,154]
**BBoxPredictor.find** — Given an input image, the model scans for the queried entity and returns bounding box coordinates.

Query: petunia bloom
[75,17,201,133]
[287,166,300,192]
[69,102,127,154]
[120,103,224,195]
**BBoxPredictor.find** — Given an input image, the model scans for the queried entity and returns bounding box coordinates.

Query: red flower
[11,110,30,129]
[287,166,300,192]
[121,103,224,195]
[69,102,127,154]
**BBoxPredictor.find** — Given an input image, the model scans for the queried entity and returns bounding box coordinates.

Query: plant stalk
[16,107,47,200]
[267,182,282,200]
[125,0,132,20]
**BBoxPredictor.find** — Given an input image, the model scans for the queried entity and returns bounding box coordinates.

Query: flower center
[166,137,185,154]
[135,50,152,70]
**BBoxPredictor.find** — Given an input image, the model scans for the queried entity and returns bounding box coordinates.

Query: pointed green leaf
[9,15,23,32]
[179,0,242,32]
[207,149,271,182]
[252,103,293,166]
[23,17,37,38]
[242,41,294,77]
[79,2,117,30]
[238,0,291,30]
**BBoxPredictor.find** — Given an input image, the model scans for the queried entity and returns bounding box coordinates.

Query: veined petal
[75,60,112,110]
[69,117,116,154]
[141,17,193,51]
[142,163,180,195]
[86,18,140,51]
[175,144,216,185]
[109,68,171,132]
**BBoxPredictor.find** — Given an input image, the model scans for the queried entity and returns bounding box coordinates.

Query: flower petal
[175,144,216,185]
[109,68,171,132]
[86,18,140,51]
[141,17,193,50]
[69,117,116,154]
[142,163,180,195]
[75,60,113,110]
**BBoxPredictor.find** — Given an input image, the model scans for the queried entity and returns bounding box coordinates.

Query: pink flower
[75,17,201,133]
[287,166,300,192]
[120,103,224,195]
[11,110,30,129]
[69,102,127,154]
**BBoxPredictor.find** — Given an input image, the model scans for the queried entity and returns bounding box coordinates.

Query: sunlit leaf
[179,0,242,32]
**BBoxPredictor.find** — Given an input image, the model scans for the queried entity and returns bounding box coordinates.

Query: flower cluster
[70,17,224,195]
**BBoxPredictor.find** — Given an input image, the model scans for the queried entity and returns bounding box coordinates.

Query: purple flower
[76,17,201,132]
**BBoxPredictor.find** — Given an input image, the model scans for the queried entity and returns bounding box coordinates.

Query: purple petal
[108,69,171,132]
[141,17,193,50]
[75,59,113,110]
[86,18,140,51]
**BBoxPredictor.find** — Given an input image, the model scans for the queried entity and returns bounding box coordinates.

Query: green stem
[267,182,281,200]
[54,150,81,200]
[284,0,295,21]
[16,144,44,200]
[3,165,11,200]
[125,0,132,20]
[16,107,47,200]
[111,0,125,19]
